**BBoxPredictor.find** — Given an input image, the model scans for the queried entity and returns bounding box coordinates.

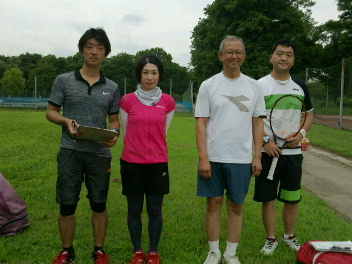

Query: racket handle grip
[267,157,278,180]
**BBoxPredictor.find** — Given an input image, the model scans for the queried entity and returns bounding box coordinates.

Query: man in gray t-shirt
[47,28,120,264]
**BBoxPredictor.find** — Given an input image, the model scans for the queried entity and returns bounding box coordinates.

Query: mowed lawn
[0,109,351,264]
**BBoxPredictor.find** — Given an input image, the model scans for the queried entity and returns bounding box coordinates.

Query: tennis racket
[267,95,307,180]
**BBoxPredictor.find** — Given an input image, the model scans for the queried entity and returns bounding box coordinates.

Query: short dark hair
[78,28,111,56]
[135,55,164,82]
[272,39,296,54]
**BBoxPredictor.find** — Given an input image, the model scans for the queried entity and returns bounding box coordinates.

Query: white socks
[224,241,238,257]
[208,240,221,254]
[208,240,239,256]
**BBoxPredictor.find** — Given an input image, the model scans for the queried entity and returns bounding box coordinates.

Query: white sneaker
[261,238,278,255]
[282,234,301,251]
[223,254,241,264]
[203,251,221,264]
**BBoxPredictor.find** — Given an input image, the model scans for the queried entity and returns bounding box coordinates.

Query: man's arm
[252,117,264,176]
[196,117,211,179]
[286,110,314,148]
[104,113,120,147]
[46,103,78,136]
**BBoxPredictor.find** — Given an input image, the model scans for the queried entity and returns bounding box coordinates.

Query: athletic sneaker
[261,237,278,255]
[52,250,75,264]
[147,252,161,264]
[130,250,146,264]
[92,250,110,264]
[203,252,221,264]
[223,254,241,264]
[282,234,301,251]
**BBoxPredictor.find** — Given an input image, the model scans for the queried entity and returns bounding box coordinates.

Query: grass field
[0,109,351,264]
[308,124,352,157]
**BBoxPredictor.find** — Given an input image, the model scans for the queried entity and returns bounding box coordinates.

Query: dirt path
[302,145,352,223]
[314,115,352,130]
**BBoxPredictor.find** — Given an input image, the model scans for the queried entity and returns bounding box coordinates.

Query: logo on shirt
[222,95,250,112]
[103,91,109,95]
[156,105,165,109]
[293,88,300,92]
[162,172,167,176]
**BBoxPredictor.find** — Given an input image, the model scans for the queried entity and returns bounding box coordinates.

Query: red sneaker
[130,250,146,264]
[147,252,161,264]
[92,250,110,264]
[52,250,75,263]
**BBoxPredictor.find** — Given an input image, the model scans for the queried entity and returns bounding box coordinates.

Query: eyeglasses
[223,51,246,56]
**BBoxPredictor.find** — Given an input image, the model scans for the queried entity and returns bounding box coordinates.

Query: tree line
[190,0,352,103]
[1,0,351,103]
[0,48,191,98]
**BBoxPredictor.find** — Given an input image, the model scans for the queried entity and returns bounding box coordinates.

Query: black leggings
[127,195,164,251]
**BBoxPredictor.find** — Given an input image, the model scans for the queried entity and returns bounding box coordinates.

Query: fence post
[338,58,345,130]
[35,76,37,111]
[169,79,172,95]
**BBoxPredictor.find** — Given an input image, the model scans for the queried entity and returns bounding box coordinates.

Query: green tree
[102,52,136,95]
[136,48,191,94]
[337,0,352,22]
[17,53,43,80]
[190,0,320,87]
[1,68,26,96]
[66,52,84,70]
[313,0,352,100]
[28,55,61,97]
[0,55,19,80]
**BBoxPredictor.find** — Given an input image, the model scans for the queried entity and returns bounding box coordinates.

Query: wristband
[262,135,270,147]
[299,128,306,138]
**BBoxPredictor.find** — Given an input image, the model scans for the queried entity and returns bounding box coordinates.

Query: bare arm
[196,117,211,179]
[286,110,314,148]
[252,117,264,176]
[46,103,78,136]
[103,113,120,147]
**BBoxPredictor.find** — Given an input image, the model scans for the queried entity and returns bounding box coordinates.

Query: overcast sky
[0,0,341,67]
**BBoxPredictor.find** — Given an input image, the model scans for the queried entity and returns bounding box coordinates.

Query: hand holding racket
[267,95,306,180]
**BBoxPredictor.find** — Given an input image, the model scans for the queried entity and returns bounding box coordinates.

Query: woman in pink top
[119,55,176,264]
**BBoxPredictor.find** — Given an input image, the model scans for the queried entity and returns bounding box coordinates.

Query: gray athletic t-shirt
[48,69,120,157]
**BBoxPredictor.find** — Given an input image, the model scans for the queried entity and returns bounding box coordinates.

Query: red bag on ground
[297,240,352,264]
[0,173,30,236]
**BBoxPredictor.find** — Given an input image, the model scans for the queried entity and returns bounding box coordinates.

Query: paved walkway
[302,145,352,223]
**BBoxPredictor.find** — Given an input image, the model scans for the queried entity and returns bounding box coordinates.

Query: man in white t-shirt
[253,39,314,255]
[195,35,266,264]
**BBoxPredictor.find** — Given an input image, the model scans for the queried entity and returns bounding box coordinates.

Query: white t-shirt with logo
[195,72,266,163]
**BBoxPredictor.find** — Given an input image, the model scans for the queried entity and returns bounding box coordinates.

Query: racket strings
[270,96,305,140]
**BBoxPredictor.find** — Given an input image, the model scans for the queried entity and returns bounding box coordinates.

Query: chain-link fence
[305,59,352,130]
[307,59,352,116]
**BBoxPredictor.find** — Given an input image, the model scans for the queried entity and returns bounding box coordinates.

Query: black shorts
[253,153,303,204]
[120,159,170,197]
[56,148,111,204]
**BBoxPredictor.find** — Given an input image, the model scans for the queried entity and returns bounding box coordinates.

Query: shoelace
[266,241,275,249]
[291,238,300,247]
